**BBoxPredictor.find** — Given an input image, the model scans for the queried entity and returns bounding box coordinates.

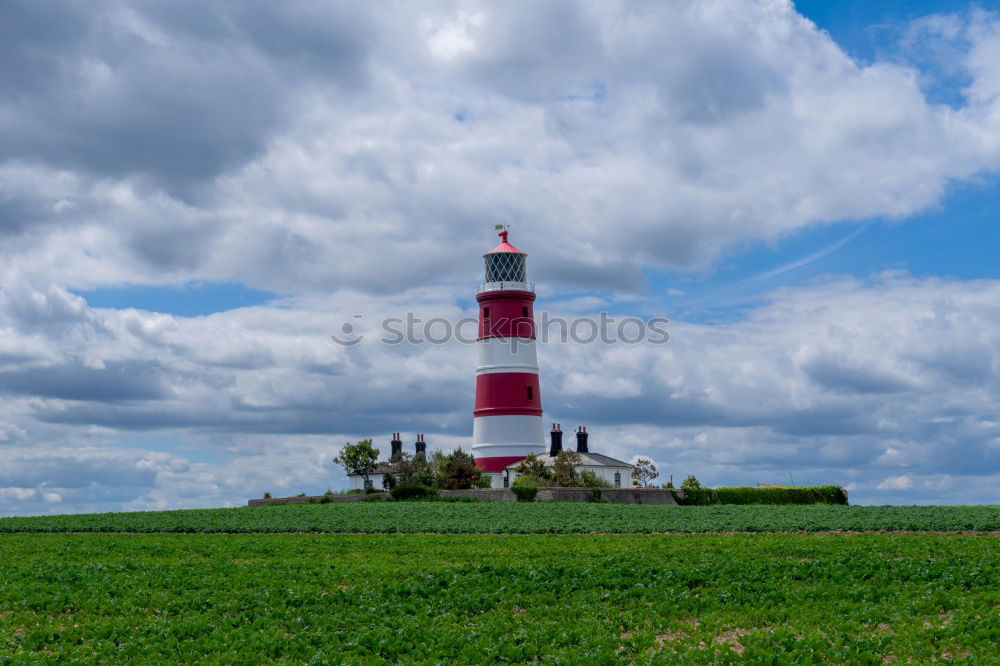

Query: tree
[333,439,379,490]
[514,453,551,481]
[552,450,582,487]
[632,458,659,488]
[680,474,702,490]
[435,447,482,489]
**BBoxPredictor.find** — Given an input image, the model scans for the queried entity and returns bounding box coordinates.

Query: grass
[2,502,999,534]
[1,533,997,663]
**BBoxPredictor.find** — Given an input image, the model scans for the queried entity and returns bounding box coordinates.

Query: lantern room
[481,230,532,291]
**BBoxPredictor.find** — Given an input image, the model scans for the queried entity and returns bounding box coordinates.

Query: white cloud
[0,271,997,513]
[878,475,915,491]
[3,3,1000,292]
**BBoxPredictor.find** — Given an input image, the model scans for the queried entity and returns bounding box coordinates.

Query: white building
[482,425,635,489]
[347,428,635,491]
[497,451,634,489]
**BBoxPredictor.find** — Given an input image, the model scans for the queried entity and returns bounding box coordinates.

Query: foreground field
[2,502,999,533]
[1,533,997,663]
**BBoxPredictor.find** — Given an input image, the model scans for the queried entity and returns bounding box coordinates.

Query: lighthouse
[472,229,546,481]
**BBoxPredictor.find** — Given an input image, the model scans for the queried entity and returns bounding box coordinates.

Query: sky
[2,0,1000,515]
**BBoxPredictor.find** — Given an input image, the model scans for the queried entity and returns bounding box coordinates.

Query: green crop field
[2,502,999,534]
[1,533,997,663]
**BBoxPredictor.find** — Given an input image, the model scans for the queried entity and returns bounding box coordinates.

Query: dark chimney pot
[390,432,403,460]
[415,433,426,456]
[549,423,563,457]
[575,426,589,453]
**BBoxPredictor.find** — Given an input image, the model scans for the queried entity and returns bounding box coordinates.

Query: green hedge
[672,486,848,506]
[390,484,438,501]
[511,486,537,502]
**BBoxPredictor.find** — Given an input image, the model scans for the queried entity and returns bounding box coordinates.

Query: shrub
[513,454,551,481]
[346,488,363,495]
[680,474,702,490]
[390,484,439,501]
[511,475,538,502]
[579,471,612,489]
[512,486,537,502]
[263,492,272,499]
[671,487,714,505]
[477,474,494,489]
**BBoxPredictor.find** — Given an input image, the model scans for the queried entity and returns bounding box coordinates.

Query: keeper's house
[495,424,634,489]
[348,428,634,490]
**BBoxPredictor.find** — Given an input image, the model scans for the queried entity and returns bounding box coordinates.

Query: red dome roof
[485,230,524,254]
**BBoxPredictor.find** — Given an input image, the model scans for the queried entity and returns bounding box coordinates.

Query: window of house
[614,472,621,487]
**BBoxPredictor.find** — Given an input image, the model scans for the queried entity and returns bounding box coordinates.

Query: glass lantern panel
[485,253,526,282]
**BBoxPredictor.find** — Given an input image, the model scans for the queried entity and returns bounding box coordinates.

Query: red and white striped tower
[472,229,546,474]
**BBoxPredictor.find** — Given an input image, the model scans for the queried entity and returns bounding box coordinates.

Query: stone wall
[247,488,684,506]
[535,487,596,502]
[439,488,516,501]
[601,488,680,505]
[247,493,389,506]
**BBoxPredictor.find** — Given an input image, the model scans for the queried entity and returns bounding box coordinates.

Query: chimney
[390,432,403,460]
[575,426,589,454]
[415,433,427,456]
[549,423,563,457]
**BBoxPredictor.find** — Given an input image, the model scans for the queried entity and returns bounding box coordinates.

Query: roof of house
[347,461,394,477]
[503,451,634,470]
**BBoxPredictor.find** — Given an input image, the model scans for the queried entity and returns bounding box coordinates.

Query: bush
[680,475,702,490]
[513,454,551,481]
[346,489,363,495]
[671,488,714,505]
[671,485,849,506]
[512,486,537,502]
[579,471,612,489]
[390,484,439,501]
[511,475,538,502]
[263,492,272,499]
[477,474,494,489]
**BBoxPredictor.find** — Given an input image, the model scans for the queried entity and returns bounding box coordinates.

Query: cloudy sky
[2,0,1000,516]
